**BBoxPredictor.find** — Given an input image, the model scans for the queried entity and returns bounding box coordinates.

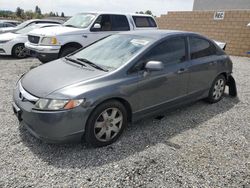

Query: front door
[132,36,190,113]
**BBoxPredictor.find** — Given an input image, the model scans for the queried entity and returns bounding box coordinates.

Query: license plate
[12,102,22,121]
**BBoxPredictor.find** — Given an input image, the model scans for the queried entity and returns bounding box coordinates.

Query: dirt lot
[0,56,249,187]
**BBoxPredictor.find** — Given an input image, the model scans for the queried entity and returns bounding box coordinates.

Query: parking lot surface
[0,56,249,187]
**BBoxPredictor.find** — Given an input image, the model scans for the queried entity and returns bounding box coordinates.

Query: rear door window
[189,36,217,59]
[111,15,130,31]
[132,16,157,28]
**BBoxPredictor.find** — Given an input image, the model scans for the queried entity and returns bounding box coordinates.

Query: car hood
[0,32,18,41]
[21,59,108,98]
[29,25,84,36]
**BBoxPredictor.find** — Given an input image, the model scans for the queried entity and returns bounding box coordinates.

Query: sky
[0,0,194,17]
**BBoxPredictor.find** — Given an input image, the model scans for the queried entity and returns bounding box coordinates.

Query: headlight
[35,99,84,110]
[0,40,11,44]
[40,37,58,45]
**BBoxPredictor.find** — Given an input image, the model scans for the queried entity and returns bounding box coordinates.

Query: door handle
[209,61,217,66]
[177,68,187,74]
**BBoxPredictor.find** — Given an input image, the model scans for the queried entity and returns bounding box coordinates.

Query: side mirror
[93,23,102,30]
[145,61,164,71]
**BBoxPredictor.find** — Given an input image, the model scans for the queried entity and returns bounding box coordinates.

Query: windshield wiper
[64,24,76,28]
[77,58,108,72]
[64,56,86,67]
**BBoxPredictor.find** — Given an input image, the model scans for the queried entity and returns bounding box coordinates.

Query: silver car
[12,30,237,147]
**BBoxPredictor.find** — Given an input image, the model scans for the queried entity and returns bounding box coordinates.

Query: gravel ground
[0,56,249,187]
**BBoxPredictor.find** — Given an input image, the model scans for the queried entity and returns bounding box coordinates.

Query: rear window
[132,16,157,28]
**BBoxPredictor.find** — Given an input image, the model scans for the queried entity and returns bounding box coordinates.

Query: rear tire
[206,74,226,103]
[85,100,128,147]
[12,44,28,59]
[59,47,79,58]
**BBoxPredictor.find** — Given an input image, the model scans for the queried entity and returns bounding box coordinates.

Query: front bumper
[25,42,61,54]
[25,42,60,62]
[12,84,91,143]
[0,43,12,55]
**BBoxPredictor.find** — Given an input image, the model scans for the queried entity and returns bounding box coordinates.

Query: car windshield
[73,34,154,69]
[15,24,41,34]
[63,13,96,28]
[15,20,32,29]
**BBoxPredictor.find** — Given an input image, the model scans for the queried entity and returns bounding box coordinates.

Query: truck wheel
[59,47,79,58]
[12,44,27,58]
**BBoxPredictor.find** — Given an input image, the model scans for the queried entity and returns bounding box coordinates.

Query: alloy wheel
[14,45,27,58]
[94,107,123,142]
[213,78,225,100]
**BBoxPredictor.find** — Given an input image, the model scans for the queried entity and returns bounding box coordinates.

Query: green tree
[61,12,65,17]
[16,7,23,18]
[136,10,153,16]
[35,5,41,15]
[25,10,34,19]
[49,11,55,17]
[145,10,153,15]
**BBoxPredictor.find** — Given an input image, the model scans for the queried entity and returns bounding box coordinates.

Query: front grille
[28,35,40,44]
[18,81,39,104]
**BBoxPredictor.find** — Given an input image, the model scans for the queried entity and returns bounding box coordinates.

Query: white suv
[25,12,157,63]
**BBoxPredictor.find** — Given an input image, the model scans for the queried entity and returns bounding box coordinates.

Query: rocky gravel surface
[0,56,249,187]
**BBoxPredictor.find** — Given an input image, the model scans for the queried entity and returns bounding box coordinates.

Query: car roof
[23,19,63,24]
[34,23,60,27]
[77,12,155,17]
[119,30,198,39]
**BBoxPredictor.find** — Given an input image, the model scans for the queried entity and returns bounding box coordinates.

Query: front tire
[59,47,79,58]
[206,74,226,103]
[85,100,128,147]
[12,44,28,58]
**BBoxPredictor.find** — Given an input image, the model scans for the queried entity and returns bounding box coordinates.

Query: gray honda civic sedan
[12,30,237,147]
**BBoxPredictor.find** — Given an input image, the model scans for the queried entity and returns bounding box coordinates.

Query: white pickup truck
[25,12,157,63]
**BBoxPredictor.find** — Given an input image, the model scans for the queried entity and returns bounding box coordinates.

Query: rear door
[187,36,219,94]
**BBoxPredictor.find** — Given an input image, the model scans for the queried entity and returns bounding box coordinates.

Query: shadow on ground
[18,94,239,169]
[0,55,16,60]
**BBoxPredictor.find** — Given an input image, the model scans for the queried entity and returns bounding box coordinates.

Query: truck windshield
[72,34,154,69]
[63,13,96,28]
